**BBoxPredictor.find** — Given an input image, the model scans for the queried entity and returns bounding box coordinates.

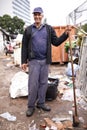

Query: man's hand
[21,63,28,71]
[65,25,71,35]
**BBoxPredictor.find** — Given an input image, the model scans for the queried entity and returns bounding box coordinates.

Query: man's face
[33,12,43,24]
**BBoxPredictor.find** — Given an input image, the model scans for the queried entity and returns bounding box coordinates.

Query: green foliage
[81,24,87,32]
[0,14,25,34]
[65,41,76,53]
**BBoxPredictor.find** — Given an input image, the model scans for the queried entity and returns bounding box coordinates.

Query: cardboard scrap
[44,118,57,127]
[62,120,73,129]
[44,118,64,130]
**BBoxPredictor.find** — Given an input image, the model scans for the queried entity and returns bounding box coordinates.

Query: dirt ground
[0,54,87,130]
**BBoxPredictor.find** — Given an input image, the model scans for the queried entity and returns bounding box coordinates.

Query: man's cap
[32,7,43,14]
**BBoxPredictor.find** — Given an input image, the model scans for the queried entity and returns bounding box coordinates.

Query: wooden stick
[68,26,78,116]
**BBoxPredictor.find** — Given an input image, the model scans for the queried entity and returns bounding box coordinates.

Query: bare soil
[0,55,87,130]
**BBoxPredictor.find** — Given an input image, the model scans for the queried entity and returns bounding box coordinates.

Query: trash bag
[9,71,28,98]
[66,62,80,77]
[46,78,59,101]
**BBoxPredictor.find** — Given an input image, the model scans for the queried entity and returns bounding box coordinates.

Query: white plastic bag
[9,71,28,98]
[66,62,79,77]
[0,112,16,121]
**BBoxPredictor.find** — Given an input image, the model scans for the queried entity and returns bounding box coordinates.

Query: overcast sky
[29,0,86,26]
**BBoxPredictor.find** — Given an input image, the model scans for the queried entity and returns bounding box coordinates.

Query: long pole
[66,16,78,116]
[68,29,78,116]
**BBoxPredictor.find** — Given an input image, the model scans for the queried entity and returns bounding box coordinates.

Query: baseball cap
[32,7,43,14]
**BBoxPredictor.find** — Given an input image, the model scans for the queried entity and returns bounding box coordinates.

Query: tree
[0,14,25,34]
[0,15,12,32]
[12,16,25,34]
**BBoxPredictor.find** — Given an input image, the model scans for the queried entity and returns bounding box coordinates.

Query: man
[21,7,70,117]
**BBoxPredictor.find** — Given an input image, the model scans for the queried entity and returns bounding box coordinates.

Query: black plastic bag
[46,78,59,101]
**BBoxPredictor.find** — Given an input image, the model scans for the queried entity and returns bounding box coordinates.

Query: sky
[29,0,86,26]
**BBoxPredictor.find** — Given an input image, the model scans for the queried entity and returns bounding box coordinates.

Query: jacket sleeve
[51,27,69,46]
[21,29,29,64]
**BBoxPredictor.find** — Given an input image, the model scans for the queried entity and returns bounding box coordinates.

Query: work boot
[26,108,35,117]
[36,104,51,111]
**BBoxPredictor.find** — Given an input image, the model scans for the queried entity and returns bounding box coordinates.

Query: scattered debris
[79,117,84,123]
[83,124,87,129]
[44,117,64,130]
[0,112,16,121]
[52,113,72,122]
[0,54,87,129]
[29,120,39,130]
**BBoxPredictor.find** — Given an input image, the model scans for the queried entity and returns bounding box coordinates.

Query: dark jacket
[21,24,68,64]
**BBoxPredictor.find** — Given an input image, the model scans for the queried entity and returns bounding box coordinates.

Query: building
[0,0,31,26]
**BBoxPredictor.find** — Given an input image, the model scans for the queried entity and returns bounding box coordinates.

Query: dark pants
[28,59,49,108]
